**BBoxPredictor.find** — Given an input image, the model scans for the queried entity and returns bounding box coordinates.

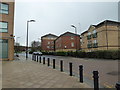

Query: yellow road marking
[103,83,113,88]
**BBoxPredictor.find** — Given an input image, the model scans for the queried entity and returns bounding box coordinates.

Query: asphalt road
[20,53,119,88]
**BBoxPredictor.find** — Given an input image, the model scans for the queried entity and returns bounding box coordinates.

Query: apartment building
[41,33,58,52]
[81,20,120,52]
[55,32,80,52]
[0,0,15,60]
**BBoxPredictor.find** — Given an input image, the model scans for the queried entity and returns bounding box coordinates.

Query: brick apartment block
[55,32,80,52]
[0,0,15,60]
[81,20,120,52]
[41,34,58,52]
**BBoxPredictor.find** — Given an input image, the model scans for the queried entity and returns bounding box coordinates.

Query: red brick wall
[55,36,80,51]
[41,39,55,52]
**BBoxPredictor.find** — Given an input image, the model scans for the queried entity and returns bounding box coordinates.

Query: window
[87,41,92,48]
[48,42,50,44]
[93,40,97,43]
[93,40,98,48]
[0,3,9,14]
[0,22,8,32]
[71,42,74,47]
[64,46,67,49]
[92,30,97,38]
[71,36,74,40]
[51,41,54,44]
[47,46,50,48]
[87,32,91,40]
[88,32,91,35]
[93,30,96,34]
[0,39,8,59]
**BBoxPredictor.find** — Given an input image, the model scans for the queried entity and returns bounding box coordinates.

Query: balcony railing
[93,43,98,48]
[87,44,92,48]
[87,35,91,40]
[87,43,98,48]
[92,33,97,38]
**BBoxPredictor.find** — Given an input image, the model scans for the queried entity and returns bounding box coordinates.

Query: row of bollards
[32,54,99,90]
[33,55,85,83]
[32,55,120,90]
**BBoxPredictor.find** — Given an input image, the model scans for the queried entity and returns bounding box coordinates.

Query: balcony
[92,33,97,38]
[87,35,91,40]
[93,43,98,48]
[87,44,92,48]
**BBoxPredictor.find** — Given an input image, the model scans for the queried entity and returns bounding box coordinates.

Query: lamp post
[71,25,77,52]
[26,20,35,59]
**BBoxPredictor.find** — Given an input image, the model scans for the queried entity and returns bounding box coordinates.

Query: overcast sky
[14,0,119,46]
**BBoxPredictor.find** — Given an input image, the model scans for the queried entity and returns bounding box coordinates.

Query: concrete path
[2,56,91,88]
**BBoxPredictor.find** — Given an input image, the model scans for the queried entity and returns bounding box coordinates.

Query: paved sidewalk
[2,56,91,88]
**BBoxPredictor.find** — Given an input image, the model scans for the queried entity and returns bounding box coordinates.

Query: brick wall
[0,1,15,60]
[41,39,55,52]
[55,36,80,51]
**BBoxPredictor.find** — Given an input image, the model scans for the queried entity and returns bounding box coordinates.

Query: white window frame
[71,36,74,40]
[0,21,8,33]
[71,42,74,47]
[48,41,50,44]
[47,46,50,49]
[0,3,9,14]
[88,32,91,35]
[93,30,96,34]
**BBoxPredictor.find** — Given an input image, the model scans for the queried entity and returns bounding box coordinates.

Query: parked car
[33,52,42,55]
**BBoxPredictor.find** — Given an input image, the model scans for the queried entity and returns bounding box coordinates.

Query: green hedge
[42,50,120,60]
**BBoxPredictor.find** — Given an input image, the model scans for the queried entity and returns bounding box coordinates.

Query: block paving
[2,56,90,88]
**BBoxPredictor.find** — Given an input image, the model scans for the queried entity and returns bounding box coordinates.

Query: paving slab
[2,55,91,88]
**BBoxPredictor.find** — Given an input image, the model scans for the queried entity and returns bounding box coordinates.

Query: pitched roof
[81,20,120,35]
[95,20,120,28]
[81,30,88,35]
[55,31,80,41]
[41,33,58,38]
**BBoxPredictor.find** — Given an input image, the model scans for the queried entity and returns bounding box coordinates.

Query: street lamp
[26,20,35,59]
[71,25,77,52]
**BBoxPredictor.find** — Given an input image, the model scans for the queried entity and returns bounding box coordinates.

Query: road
[20,53,119,88]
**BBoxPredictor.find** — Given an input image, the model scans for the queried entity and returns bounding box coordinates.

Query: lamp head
[30,20,35,22]
[28,20,35,22]
[71,25,76,28]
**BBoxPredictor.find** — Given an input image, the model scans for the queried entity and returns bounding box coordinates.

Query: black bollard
[43,57,45,64]
[35,55,36,61]
[79,65,83,83]
[33,55,34,61]
[34,55,36,61]
[53,59,55,69]
[48,58,50,66]
[93,71,99,90]
[33,55,34,60]
[69,62,72,76]
[39,56,41,63]
[115,82,120,90]
[34,55,35,61]
[60,60,63,72]
[37,55,38,62]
